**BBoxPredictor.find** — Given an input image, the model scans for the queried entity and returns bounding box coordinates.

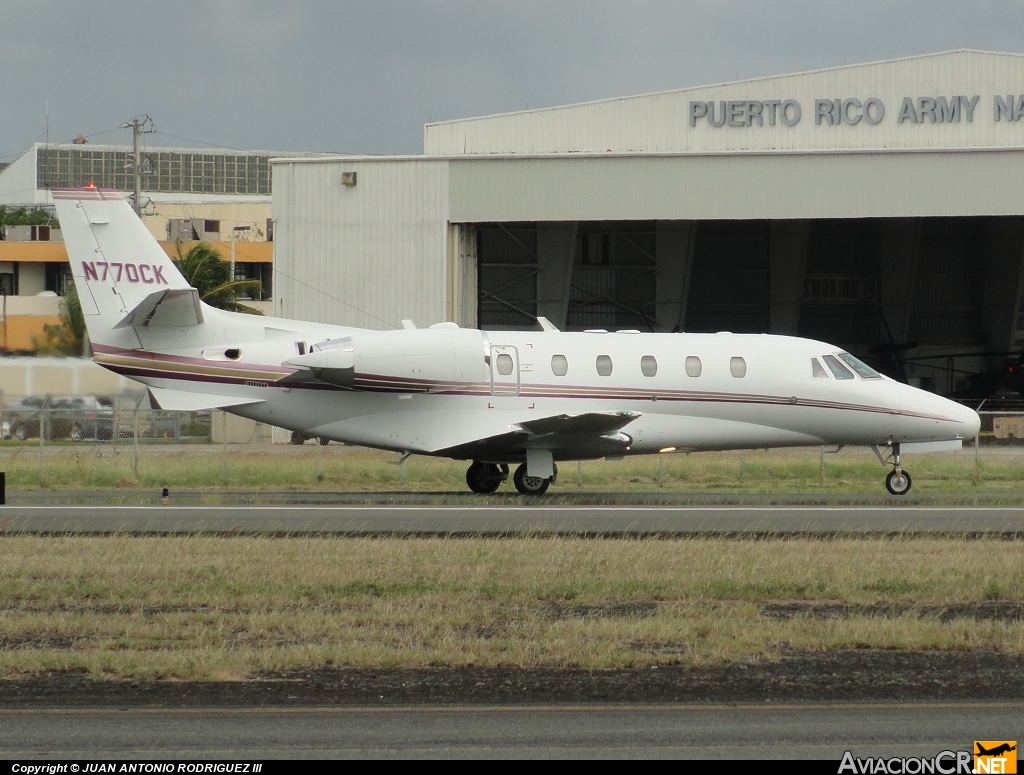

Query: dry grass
[1,535,1021,680]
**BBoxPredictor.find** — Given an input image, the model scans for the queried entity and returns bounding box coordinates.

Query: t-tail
[52,186,271,411]
[52,186,203,351]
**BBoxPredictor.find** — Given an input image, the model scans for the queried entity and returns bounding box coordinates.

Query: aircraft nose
[955,401,982,440]
[937,396,981,440]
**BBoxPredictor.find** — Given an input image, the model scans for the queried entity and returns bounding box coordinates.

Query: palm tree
[173,240,264,315]
[33,282,86,356]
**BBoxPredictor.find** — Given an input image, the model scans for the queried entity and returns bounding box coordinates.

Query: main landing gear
[513,463,552,495]
[466,462,508,494]
[874,443,912,496]
[465,461,557,495]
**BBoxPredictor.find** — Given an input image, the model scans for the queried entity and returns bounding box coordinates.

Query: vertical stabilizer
[52,187,197,346]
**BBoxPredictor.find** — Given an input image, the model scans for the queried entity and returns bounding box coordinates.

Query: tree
[32,282,86,356]
[173,240,264,315]
[0,205,58,233]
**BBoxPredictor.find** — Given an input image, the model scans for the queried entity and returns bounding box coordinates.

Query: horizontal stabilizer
[147,386,264,412]
[115,288,204,329]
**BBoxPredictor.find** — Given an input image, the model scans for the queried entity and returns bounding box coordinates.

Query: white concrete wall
[0,357,137,401]
[426,50,1024,156]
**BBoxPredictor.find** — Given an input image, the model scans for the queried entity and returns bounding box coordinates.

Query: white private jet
[52,186,981,496]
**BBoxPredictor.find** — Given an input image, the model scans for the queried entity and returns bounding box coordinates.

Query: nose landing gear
[874,443,913,496]
[885,468,912,496]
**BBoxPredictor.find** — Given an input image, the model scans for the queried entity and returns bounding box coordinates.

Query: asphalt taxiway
[2,502,1024,535]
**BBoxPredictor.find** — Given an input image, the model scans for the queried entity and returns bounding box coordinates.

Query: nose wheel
[874,443,913,496]
[885,468,912,495]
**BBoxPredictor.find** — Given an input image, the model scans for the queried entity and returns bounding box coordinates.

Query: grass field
[0,535,1021,679]
[0,441,1015,498]
[0,442,1021,681]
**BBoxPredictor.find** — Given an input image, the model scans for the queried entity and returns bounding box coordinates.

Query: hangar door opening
[471,217,1019,395]
[475,222,657,330]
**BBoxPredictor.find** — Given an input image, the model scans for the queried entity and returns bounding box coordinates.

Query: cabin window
[496,353,514,376]
[730,356,747,378]
[641,355,657,377]
[822,354,855,380]
[685,355,702,377]
[838,352,882,379]
[551,354,568,376]
[596,354,613,377]
[811,358,829,379]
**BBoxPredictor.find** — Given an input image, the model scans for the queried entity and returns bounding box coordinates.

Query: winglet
[537,316,560,332]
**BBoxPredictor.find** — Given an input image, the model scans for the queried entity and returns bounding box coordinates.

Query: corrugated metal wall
[426,51,1024,156]
[272,158,451,329]
[448,150,1024,222]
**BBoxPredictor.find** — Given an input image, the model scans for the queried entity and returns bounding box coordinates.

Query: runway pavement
[3,702,1022,760]
[2,502,1024,535]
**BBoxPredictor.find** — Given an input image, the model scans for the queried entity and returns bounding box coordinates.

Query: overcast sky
[2,0,1022,163]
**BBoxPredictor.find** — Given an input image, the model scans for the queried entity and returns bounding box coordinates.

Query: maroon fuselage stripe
[91,347,960,423]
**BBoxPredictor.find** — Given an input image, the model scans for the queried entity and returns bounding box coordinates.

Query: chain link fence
[0,394,212,444]
[971,399,1024,448]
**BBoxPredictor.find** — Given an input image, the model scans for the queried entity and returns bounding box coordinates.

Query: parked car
[145,410,212,440]
[290,430,331,445]
[53,395,117,440]
[1,396,48,440]
[2,395,116,441]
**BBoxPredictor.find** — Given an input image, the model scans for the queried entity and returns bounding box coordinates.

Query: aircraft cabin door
[489,344,520,396]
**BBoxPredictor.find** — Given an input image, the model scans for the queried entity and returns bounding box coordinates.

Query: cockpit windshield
[837,352,882,379]
[822,354,854,380]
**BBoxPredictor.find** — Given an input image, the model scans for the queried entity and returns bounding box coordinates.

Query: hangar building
[272,50,1024,396]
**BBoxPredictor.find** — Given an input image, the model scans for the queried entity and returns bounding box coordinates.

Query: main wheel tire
[13,424,28,441]
[318,436,330,446]
[69,423,84,442]
[513,463,550,495]
[885,469,912,496]
[466,461,503,494]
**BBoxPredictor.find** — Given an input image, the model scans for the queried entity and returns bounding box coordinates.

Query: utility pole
[121,115,154,217]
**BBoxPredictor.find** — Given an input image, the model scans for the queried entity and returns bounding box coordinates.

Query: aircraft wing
[514,411,642,438]
[434,410,642,460]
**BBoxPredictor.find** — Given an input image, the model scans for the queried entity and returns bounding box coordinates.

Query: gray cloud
[2,0,1022,160]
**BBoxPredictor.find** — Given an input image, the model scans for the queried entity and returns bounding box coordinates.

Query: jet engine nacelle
[285,326,489,392]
